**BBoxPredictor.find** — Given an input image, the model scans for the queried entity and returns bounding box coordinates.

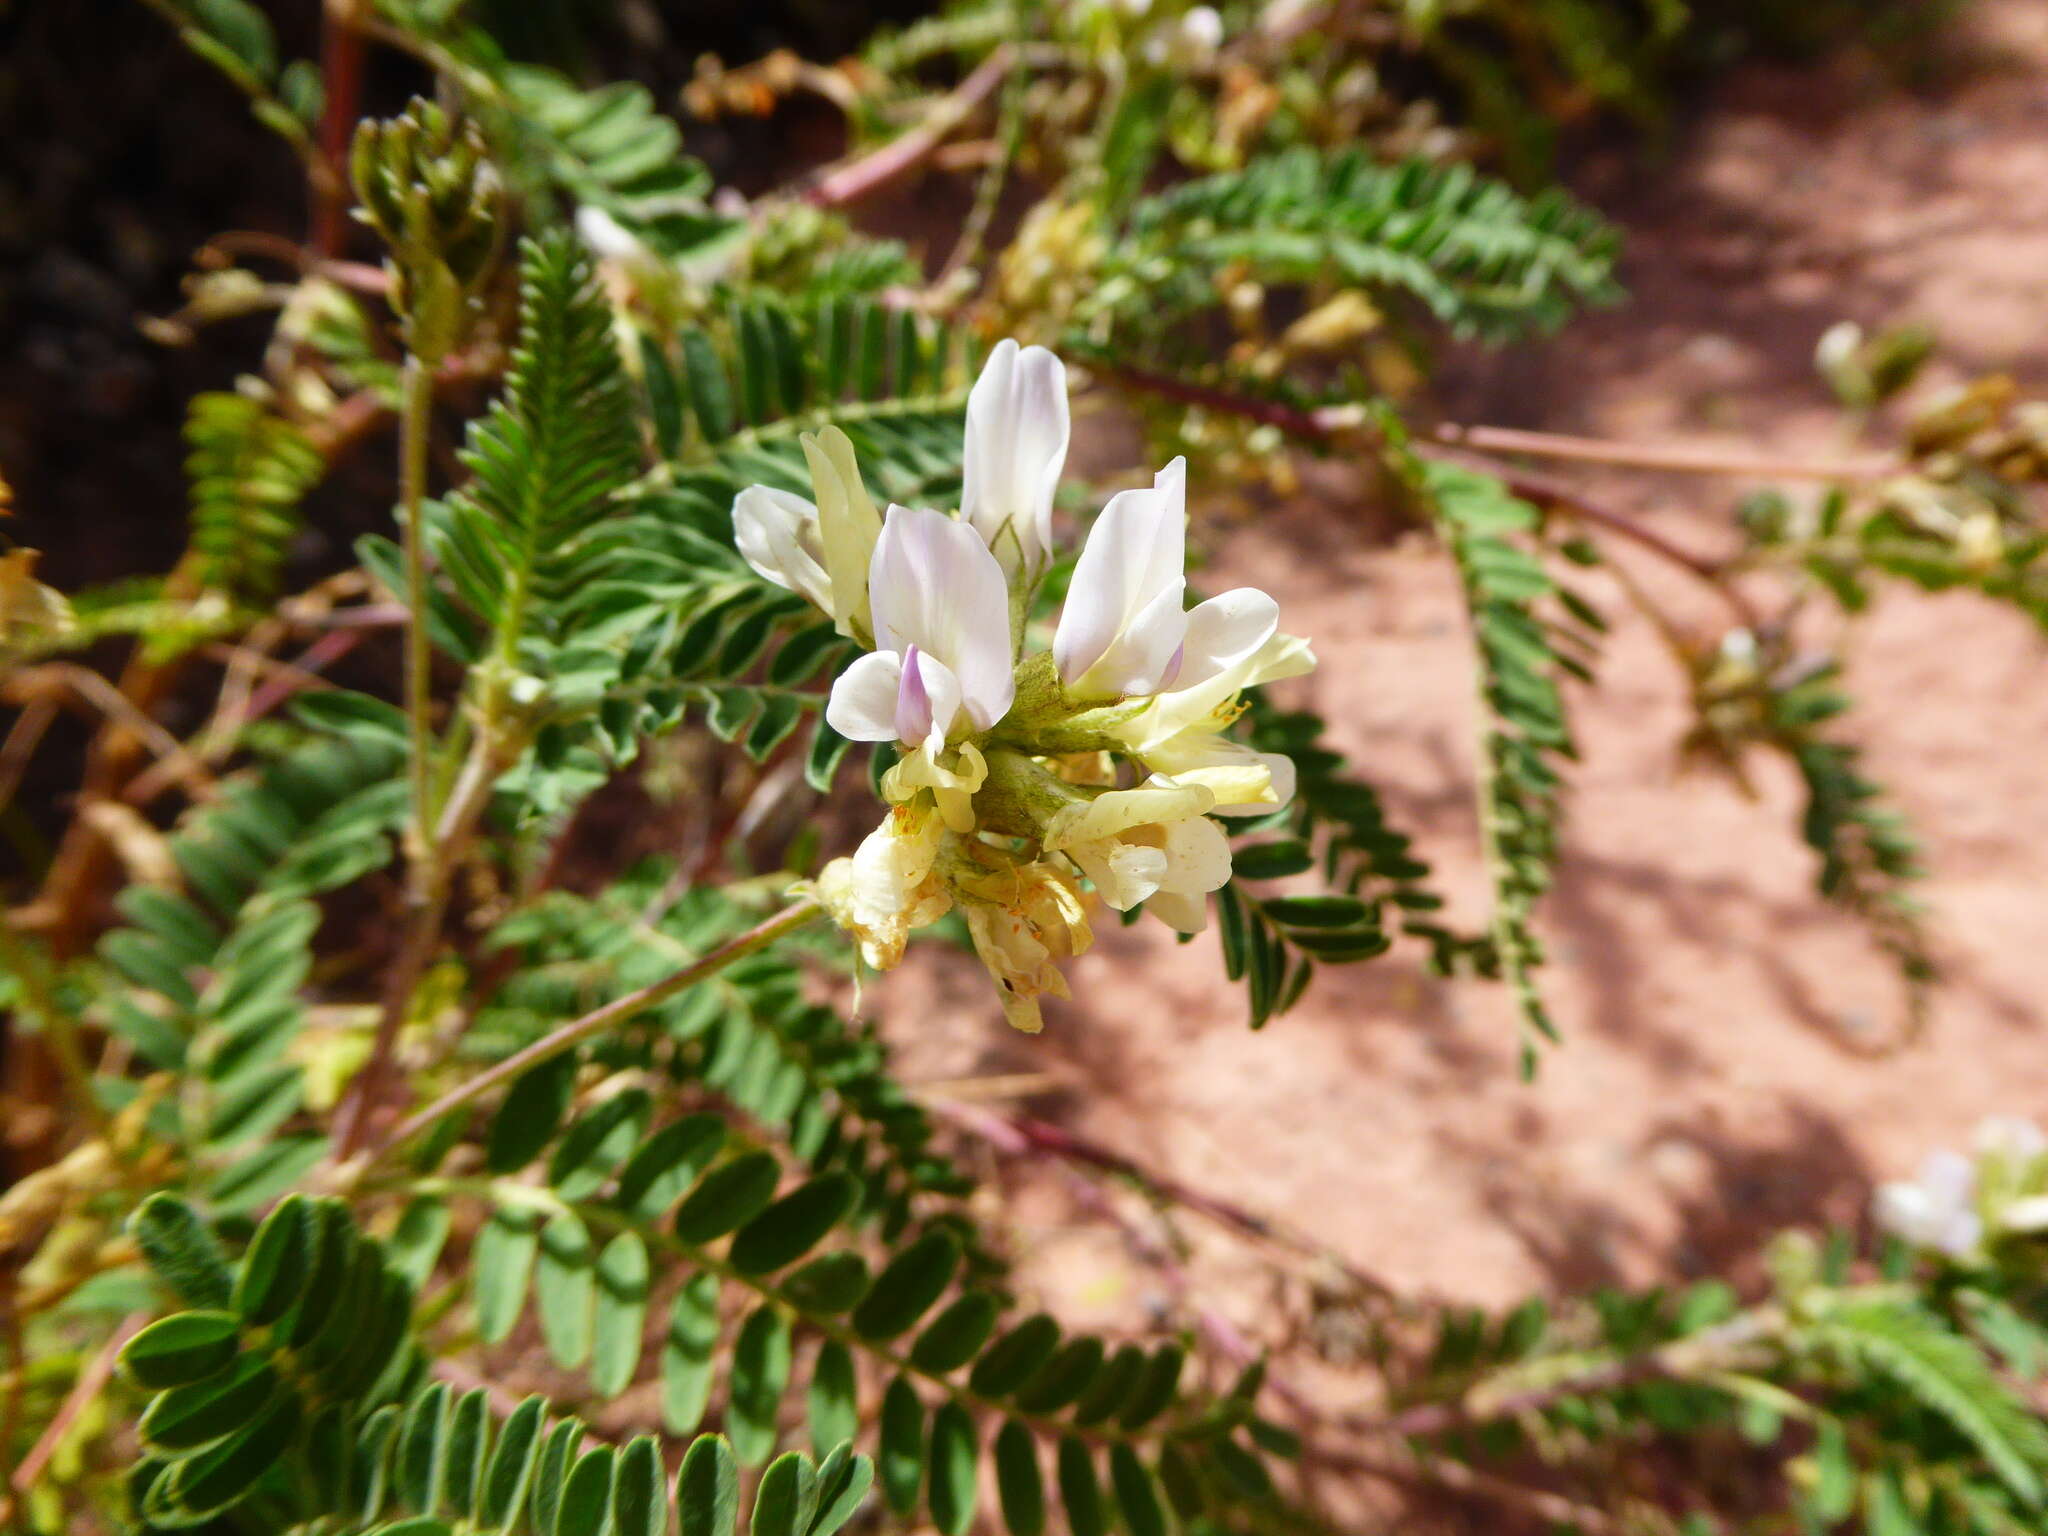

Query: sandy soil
[884,0,2048,1319]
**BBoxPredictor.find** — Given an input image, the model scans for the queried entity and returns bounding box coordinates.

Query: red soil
[880,0,2048,1324]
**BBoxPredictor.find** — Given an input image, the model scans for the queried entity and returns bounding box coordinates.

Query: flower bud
[351,99,505,361]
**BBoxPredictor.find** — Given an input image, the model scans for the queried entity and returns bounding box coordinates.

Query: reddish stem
[314,0,368,256]
[1100,363,1760,628]
[805,47,1012,209]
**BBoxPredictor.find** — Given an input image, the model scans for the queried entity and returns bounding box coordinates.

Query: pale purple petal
[867,505,1015,731]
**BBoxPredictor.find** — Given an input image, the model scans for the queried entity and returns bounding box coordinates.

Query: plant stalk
[347,899,825,1171]
[398,352,437,857]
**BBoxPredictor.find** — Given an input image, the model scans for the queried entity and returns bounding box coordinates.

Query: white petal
[1053,458,1189,696]
[1172,588,1279,692]
[1127,627,1317,751]
[1158,814,1233,897]
[1923,1150,1977,1207]
[1976,1116,2047,1161]
[825,650,904,741]
[1145,886,1210,934]
[733,485,831,612]
[1069,839,1169,910]
[961,340,1070,578]
[576,205,643,262]
[868,506,1015,731]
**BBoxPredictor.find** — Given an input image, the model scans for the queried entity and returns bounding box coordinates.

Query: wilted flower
[809,805,950,970]
[736,339,1315,1029]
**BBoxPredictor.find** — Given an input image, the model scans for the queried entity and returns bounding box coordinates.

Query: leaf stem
[348,899,826,1172]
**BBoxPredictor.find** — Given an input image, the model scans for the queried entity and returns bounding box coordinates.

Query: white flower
[961,339,1070,583]
[1875,1150,1982,1257]
[1053,457,1284,704]
[1144,5,1223,68]
[826,506,1016,829]
[733,426,881,642]
[1044,775,1231,932]
[576,205,647,264]
[1975,1116,2047,1163]
[810,806,951,971]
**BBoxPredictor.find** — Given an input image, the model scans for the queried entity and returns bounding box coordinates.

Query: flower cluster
[733,341,1314,1031]
[1874,1116,2048,1259]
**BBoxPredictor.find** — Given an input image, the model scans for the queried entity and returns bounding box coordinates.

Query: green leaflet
[728,1306,794,1466]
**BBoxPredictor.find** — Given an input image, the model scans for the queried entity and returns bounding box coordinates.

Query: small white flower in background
[736,338,1316,1030]
[575,205,646,264]
[1144,5,1224,69]
[1975,1115,2047,1163]
[961,339,1070,583]
[1875,1150,1982,1258]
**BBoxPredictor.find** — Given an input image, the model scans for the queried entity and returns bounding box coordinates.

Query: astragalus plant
[7,5,2048,1535]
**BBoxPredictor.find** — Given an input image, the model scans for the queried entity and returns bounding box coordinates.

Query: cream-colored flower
[1043,775,1230,931]
[809,805,950,971]
[1113,631,1314,813]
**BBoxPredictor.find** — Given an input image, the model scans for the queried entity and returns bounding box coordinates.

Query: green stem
[349,900,826,1171]
[398,352,438,858]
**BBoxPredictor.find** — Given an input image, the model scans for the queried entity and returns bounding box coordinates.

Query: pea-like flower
[738,338,1317,1030]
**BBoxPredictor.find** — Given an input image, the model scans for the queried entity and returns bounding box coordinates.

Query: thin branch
[1099,363,1763,628]
[343,900,825,1175]
[313,0,368,256]
[7,1311,147,1501]
[1359,1307,1780,1438]
[929,1100,1396,1300]
[804,47,1013,209]
[1429,421,1898,482]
